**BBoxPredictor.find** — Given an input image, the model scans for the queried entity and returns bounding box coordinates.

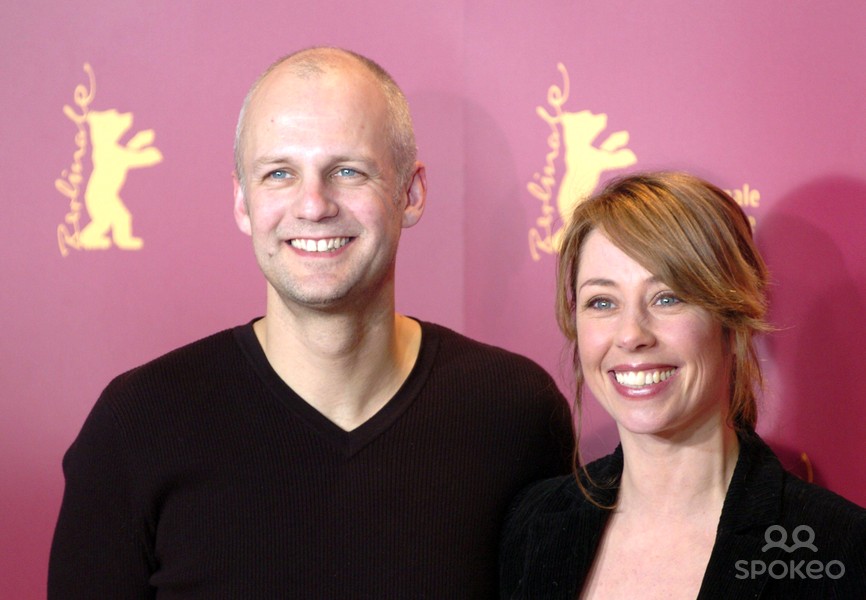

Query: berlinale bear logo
[527,63,637,260]
[56,63,162,256]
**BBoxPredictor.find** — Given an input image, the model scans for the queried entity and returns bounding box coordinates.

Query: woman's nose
[615,306,656,351]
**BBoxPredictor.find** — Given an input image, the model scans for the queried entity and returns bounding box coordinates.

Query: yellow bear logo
[78,109,162,250]
[527,64,637,260]
[553,109,636,248]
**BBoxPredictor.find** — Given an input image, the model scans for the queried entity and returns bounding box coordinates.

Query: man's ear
[401,162,426,229]
[233,172,252,235]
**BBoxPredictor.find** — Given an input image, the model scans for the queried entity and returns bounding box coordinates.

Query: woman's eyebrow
[577,275,663,293]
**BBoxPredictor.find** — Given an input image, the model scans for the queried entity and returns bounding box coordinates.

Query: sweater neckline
[233,317,440,458]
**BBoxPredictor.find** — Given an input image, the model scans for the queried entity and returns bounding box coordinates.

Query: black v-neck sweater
[49,320,574,599]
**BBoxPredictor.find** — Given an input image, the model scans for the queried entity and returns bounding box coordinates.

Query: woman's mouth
[613,368,677,388]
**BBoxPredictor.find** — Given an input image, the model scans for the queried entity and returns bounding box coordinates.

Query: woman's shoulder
[500,452,620,597]
[740,431,866,527]
[506,449,622,524]
[507,474,582,523]
[772,472,866,593]
[780,469,866,532]
[738,431,866,577]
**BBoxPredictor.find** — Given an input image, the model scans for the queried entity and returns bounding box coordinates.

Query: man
[49,47,574,598]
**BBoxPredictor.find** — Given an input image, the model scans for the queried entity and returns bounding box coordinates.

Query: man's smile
[289,237,352,252]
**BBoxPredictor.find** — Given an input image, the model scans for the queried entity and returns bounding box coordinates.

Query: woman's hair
[556,172,771,495]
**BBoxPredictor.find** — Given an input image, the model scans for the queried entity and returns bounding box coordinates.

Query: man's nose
[293,178,338,221]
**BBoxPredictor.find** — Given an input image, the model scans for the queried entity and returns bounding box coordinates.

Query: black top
[49,320,575,599]
[500,430,866,599]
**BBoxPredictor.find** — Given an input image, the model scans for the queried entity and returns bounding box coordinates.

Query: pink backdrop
[3,2,865,596]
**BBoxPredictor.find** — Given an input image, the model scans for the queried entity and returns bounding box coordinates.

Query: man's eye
[336,168,359,177]
[269,170,288,180]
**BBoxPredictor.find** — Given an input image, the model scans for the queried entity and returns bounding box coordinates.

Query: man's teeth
[290,237,350,252]
[615,368,676,387]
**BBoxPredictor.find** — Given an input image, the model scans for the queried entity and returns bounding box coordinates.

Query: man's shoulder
[101,324,249,404]
[420,320,555,380]
[68,324,257,465]
[416,322,571,424]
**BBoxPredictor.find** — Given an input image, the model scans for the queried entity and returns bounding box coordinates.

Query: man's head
[231,47,426,311]
[234,47,417,193]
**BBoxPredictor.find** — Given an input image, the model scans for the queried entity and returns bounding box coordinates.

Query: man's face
[233,62,424,313]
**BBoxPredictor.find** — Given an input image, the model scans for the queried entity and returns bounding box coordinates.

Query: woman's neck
[616,423,740,517]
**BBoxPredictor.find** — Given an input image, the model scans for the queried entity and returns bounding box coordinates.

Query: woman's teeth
[615,368,676,387]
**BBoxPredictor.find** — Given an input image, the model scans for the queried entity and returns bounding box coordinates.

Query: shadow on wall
[757,175,866,506]
[459,95,623,461]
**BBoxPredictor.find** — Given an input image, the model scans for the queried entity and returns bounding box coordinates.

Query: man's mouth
[289,237,352,252]
[614,368,677,388]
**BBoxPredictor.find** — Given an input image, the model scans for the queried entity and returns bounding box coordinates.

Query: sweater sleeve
[833,512,866,598]
[48,393,156,599]
[542,384,576,478]
[499,478,565,599]
[499,484,536,598]
[790,475,866,598]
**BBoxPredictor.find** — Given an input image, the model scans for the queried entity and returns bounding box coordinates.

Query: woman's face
[574,229,731,441]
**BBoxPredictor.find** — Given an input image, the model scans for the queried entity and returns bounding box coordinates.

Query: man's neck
[253,294,421,431]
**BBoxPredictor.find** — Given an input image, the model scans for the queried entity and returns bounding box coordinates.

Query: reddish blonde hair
[556,172,771,494]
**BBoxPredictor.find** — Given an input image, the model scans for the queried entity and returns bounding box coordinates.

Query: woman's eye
[587,297,614,310]
[655,293,681,307]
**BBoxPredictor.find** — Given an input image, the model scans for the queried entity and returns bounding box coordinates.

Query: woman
[500,172,866,598]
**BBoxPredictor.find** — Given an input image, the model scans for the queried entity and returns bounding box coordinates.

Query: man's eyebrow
[251,156,290,169]
[246,158,285,177]
[251,154,377,169]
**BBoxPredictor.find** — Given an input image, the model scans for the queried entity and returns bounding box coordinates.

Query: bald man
[49,48,574,598]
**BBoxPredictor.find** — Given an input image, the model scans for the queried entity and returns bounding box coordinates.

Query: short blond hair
[233,47,417,192]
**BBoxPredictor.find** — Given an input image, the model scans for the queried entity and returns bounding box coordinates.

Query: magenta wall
[3,2,865,597]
